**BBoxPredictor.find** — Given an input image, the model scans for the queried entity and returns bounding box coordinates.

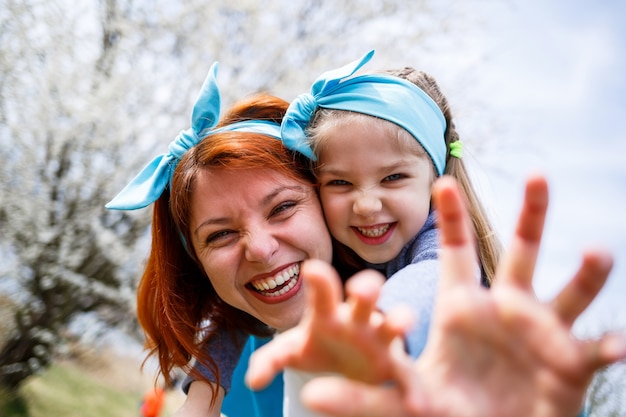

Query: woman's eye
[206,230,234,244]
[271,201,297,217]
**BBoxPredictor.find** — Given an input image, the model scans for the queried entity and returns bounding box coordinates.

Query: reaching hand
[245,258,414,390]
[299,174,626,417]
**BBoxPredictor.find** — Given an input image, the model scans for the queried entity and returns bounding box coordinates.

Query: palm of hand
[402,175,610,417]
[412,283,590,417]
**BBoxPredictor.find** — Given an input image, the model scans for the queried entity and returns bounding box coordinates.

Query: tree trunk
[0,330,53,391]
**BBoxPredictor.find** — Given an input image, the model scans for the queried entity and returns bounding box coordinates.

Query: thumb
[245,331,299,390]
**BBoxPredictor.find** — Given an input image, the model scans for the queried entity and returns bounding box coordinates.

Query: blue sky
[450,0,626,331]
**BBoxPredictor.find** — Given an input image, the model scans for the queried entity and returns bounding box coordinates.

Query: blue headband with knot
[106,62,282,211]
[281,50,448,176]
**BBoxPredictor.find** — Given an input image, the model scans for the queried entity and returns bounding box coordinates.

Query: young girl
[282,50,501,358]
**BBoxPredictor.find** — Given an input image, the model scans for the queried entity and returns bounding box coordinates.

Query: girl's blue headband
[106,62,282,211]
[281,50,448,176]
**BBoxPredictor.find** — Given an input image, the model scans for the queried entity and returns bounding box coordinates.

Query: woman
[107,62,329,416]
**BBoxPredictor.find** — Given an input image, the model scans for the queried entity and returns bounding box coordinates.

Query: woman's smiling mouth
[248,263,300,297]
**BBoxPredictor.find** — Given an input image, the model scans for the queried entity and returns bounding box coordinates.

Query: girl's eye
[384,173,405,182]
[326,179,351,186]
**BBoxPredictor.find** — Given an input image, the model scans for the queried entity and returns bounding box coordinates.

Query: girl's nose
[352,193,382,217]
[243,227,279,263]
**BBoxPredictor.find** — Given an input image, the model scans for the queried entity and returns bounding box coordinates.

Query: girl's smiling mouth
[352,222,396,244]
[355,223,391,237]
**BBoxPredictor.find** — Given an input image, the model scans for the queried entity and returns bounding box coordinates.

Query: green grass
[3,361,144,417]
[0,295,163,416]
[0,355,184,417]
[0,389,28,416]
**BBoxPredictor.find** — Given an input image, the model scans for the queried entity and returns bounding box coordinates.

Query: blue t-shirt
[222,336,283,417]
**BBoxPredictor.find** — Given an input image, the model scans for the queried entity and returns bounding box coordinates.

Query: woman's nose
[243,227,279,263]
[352,193,382,217]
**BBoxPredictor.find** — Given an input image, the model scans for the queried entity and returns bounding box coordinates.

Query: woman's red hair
[136,94,314,399]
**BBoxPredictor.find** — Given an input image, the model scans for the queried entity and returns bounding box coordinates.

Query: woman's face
[189,167,332,332]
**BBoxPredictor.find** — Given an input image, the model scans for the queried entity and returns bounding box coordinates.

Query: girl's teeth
[357,224,390,237]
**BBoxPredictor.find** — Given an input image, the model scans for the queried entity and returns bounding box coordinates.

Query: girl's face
[317,119,434,264]
[189,167,332,332]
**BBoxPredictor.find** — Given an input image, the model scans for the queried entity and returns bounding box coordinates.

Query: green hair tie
[449,140,463,159]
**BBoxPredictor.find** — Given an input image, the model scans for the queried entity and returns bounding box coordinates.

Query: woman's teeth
[251,264,300,296]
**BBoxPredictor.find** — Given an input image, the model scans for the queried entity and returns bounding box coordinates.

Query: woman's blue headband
[106,62,282,211]
[281,50,448,176]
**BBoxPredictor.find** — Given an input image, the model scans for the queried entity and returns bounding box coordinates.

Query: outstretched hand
[299,175,626,417]
[245,258,414,390]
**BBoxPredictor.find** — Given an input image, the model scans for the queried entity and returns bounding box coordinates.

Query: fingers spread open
[581,333,626,374]
[245,331,300,390]
[432,176,479,291]
[551,249,613,327]
[497,174,548,290]
[345,270,385,324]
[301,259,343,318]
[378,305,416,346]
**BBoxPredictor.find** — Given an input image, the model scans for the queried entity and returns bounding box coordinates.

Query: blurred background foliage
[1,0,624,415]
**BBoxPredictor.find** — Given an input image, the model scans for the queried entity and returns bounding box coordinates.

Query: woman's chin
[258,307,305,333]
